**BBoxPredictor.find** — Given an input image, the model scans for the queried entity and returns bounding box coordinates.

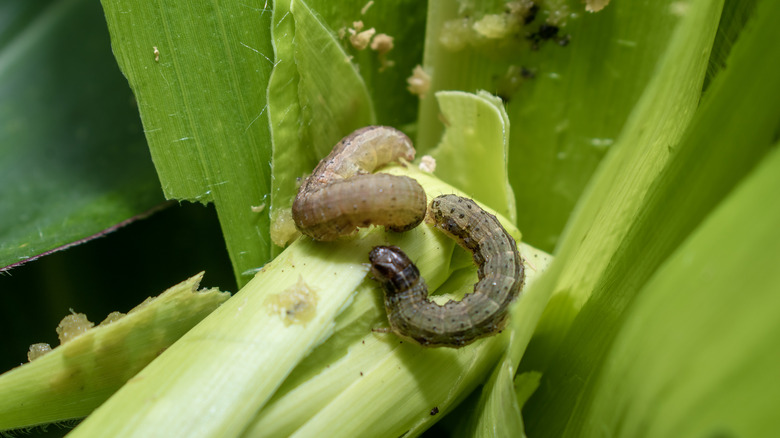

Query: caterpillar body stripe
[292,126,427,241]
[369,194,524,347]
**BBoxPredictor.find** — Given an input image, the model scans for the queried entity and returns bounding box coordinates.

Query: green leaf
[522,0,780,435]
[579,141,780,437]
[293,0,377,156]
[0,0,163,271]
[302,0,428,129]
[100,0,275,286]
[0,273,228,431]
[521,0,724,369]
[429,90,516,224]
[417,0,705,252]
[458,358,526,438]
[453,244,553,437]
[703,0,758,89]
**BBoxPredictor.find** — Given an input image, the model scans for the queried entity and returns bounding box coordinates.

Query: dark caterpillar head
[368,245,421,294]
[368,246,411,281]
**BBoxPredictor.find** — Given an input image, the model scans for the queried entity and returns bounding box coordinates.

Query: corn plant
[1,0,779,437]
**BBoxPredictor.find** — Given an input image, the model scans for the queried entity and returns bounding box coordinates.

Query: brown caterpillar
[369,194,524,347]
[292,126,427,241]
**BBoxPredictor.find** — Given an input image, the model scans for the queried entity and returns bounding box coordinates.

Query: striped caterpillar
[292,126,427,241]
[369,194,524,347]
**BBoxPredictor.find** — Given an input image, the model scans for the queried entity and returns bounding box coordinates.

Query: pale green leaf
[522,0,780,435]
[299,0,428,129]
[579,141,780,437]
[429,90,516,223]
[0,273,228,431]
[451,244,552,437]
[455,359,525,438]
[293,0,377,157]
[521,0,724,369]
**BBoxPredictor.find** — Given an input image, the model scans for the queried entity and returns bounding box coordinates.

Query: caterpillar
[369,194,524,347]
[292,126,427,241]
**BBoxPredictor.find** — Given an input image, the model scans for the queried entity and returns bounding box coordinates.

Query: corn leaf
[522,0,780,435]
[578,141,780,437]
[0,273,229,431]
[0,0,163,271]
[521,0,724,368]
[417,0,705,252]
[429,90,516,224]
[302,0,427,129]
[100,0,276,286]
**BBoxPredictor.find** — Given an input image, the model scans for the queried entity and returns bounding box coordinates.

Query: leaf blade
[100,0,275,285]
[580,141,780,437]
[522,0,780,435]
[430,90,516,223]
[0,0,163,271]
[0,273,229,431]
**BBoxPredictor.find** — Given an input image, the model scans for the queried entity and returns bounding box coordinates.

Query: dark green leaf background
[0,0,162,271]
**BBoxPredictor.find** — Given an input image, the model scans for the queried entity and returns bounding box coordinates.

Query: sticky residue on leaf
[473,13,521,39]
[268,276,319,326]
[419,155,436,173]
[56,313,94,344]
[585,0,611,13]
[438,1,534,49]
[407,65,431,98]
[437,0,586,52]
[507,0,538,18]
[270,207,300,247]
[439,18,474,51]
[544,0,572,26]
[27,343,52,362]
[348,21,376,50]
[99,311,126,326]
[370,33,395,71]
